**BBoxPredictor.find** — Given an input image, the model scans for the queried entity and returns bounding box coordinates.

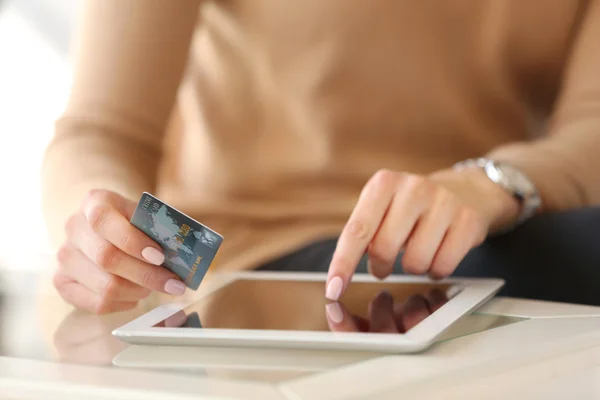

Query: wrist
[462,167,521,232]
[430,167,521,232]
[452,157,542,232]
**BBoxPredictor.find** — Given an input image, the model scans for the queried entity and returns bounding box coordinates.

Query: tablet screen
[153,278,461,334]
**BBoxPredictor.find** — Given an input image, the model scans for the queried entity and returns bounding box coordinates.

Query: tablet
[113,272,503,353]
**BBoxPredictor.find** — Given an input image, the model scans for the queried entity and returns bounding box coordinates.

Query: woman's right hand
[53,189,187,314]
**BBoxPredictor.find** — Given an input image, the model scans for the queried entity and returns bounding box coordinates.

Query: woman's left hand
[325,167,520,301]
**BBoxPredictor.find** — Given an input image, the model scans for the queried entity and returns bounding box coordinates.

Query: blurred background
[0,0,80,271]
[0,0,84,360]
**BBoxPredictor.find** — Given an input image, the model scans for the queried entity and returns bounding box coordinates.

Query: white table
[1,261,600,399]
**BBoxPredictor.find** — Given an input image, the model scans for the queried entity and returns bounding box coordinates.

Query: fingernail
[326,276,344,300]
[142,247,165,265]
[326,302,344,324]
[164,279,186,296]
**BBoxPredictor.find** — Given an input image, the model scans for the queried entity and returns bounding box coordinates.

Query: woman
[43,0,600,314]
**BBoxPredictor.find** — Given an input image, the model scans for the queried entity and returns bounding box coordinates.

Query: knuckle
[95,243,120,270]
[401,174,436,201]
[435,192,461,217]
[345,219,371,241]
[371,169,397,188]
[138,267,159,289]
[64,213,80,237]
[52,274,78,306]
[436,188,457,206]
[84,189,108,205]
[115,231,132,252]
[56,244,72,265]
[400,173,426,190]
[52,272,67,293]
[86,203,110,232]
[100,276,122,302]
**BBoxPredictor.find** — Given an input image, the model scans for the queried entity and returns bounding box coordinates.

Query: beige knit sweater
[42,0,600,272]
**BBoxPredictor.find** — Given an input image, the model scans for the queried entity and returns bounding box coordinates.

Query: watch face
[496,164,536,194]
[482,160,540,222]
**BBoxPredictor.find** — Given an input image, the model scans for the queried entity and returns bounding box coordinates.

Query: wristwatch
[453,158,542,226]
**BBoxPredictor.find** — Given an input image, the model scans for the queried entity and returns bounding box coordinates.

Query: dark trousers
[259,207,600,306]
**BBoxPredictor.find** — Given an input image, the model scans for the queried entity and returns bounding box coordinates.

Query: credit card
[130,192,223,290]
[182,312,203,328]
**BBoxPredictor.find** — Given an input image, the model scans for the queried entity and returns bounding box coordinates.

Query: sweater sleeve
[41,0,201,247]
[486,0,600,213]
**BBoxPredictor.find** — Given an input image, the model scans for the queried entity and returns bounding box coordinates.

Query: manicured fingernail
[142,247,165,265]
[326,276,343,300]
[164,279,186,296]
[326,302,344,324]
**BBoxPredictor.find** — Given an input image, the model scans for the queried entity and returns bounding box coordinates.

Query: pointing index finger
[326,170,397,300]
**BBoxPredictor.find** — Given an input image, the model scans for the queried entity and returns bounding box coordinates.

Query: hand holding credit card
[130,192,224,290]
[54,189,208,314]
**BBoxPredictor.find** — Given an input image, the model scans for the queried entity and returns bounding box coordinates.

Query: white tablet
[113,272,503,353]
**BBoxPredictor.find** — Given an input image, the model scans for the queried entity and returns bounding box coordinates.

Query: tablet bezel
[112,272,504,353]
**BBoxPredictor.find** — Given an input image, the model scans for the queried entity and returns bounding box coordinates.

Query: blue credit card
[130,192,223,290]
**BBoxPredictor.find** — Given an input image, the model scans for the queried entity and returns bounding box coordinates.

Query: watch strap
[453,157,541,228]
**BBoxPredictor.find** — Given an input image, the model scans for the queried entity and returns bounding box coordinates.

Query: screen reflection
[326,288,448,334]
[154,279,455,334]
